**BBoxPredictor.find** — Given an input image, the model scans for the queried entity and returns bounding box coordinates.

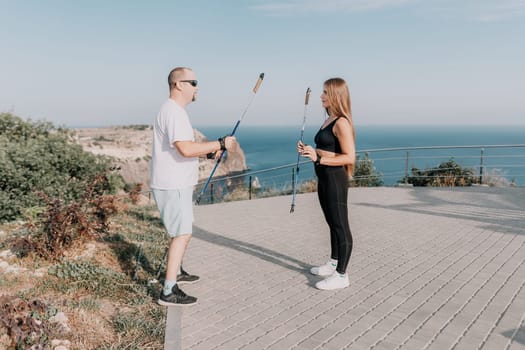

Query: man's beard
[192,93,197,102]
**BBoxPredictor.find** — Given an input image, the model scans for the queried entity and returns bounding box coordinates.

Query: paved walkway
[165,187,525,350]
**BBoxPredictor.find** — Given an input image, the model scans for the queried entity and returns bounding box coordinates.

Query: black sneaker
[177,267,200,285]
[158,285,197,306]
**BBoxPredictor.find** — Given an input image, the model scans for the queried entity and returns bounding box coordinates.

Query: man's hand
[223,136,238,151]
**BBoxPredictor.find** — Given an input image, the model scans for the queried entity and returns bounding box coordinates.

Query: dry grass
[0,202,168,350]
[67,308,117,348]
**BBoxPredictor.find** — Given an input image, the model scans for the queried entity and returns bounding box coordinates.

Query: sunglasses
[179,80,198,87]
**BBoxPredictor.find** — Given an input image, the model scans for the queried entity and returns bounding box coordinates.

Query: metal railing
[192,144,525,204]
[358,144,525,185]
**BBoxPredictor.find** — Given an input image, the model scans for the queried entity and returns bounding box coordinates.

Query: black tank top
[314,117,342,153]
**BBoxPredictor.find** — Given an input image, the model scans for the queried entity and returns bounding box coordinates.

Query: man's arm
[174,136,236,158]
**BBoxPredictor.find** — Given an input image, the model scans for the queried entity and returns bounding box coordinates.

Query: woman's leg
[317,169,339,260]
[324,168,353,274]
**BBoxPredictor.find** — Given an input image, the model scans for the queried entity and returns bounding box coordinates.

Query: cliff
[74,126,247,189]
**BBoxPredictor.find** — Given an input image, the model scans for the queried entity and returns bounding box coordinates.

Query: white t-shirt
[150,99,199,189]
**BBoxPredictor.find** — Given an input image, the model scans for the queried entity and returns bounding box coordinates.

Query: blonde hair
[324,77,356,175]
[168,67,192,89]
[324,77,351,114]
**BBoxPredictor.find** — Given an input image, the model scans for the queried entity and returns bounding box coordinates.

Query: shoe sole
[176,279,200,285]
[157,299,198,307]
[310,270,334,277]
[315,282,350,290]
[310,267,336,276]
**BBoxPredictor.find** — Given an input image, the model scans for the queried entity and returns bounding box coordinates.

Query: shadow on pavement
[192,226,320,286]
[354,187,525,236]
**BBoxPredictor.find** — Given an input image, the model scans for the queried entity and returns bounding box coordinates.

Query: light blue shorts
[152,187,194,237]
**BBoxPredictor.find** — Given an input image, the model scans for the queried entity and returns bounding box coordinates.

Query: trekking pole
[290,87,311,213]
[132,243,142,281]
[196,73,265,204]
[153,248,169,283]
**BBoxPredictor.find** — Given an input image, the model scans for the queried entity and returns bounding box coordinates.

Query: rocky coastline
[74,126,248,189]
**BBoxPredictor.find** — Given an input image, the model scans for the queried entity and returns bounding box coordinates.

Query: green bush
[0,113,123,222]
[350,153,384,187]
[400,158,477,186]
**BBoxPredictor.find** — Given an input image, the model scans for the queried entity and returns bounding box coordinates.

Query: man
[151,67,236,306]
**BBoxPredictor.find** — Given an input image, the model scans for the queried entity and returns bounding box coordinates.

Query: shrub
[12,175,126,261]
[0,113,124,222]
[400,158,477,186]
[350,153,384,187]
[126,183,143,205]
[0,295,58,349]
[119,124,151,131]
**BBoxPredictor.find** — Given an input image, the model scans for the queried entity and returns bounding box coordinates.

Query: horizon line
[69,123,525,129]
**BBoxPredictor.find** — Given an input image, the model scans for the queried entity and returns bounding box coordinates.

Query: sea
[196,125,525,187]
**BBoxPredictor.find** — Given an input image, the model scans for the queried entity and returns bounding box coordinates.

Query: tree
[350,153,384,187]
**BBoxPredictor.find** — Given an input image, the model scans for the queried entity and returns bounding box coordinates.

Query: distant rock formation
[74,126,248,190]
[194,129,248,181]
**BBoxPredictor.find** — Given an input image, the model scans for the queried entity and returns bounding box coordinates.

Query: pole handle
[305,87,311,105]
[253,73,265,93]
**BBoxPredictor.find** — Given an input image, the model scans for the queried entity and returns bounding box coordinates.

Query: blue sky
[1,0,524,127]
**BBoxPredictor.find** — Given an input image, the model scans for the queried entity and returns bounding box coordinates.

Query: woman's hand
[297,140,317,162]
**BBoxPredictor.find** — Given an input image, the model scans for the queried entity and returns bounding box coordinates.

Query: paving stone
[155,187,525,349]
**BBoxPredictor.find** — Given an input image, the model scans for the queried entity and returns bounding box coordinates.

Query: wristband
[314,155,321,166]
[218,137,226,151]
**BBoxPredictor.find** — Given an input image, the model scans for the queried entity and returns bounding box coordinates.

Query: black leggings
[315,164,353,274]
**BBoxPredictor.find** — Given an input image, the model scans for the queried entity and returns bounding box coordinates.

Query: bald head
[168,67,193,90]
[167,67,198,106]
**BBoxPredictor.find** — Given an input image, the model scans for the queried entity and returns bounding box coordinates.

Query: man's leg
[156,186,198,306]
[158,233,197,306]
[165,234,192,282]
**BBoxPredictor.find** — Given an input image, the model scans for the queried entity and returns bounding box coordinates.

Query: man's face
[179,71,199,103]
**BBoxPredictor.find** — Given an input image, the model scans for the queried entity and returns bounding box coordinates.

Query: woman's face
[321,86,330,109]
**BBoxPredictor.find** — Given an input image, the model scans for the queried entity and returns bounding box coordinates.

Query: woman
[298,77,356,290]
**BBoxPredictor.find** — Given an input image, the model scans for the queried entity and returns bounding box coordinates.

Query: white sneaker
[315,272,349,290]
[310,259,337,276]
